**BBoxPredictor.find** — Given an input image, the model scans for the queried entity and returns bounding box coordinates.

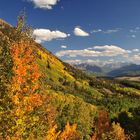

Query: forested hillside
[0,16,140,140]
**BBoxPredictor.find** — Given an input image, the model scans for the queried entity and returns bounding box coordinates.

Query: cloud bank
[56,45,140,64]
[56,45,128,57]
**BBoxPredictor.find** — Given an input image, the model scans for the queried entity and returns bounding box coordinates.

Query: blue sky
[0,0,140,65]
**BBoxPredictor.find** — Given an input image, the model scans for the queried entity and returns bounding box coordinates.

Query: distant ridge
[107,64,140,77]
[74,63,102,73]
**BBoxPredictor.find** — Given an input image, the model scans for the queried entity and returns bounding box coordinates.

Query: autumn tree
[97,109,111,139]
[11,11,33,42]
[91,109,129,140]
[91,109,111,140]
[10,39,42,138]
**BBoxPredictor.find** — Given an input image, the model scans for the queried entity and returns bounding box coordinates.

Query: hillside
[0,17,140,140]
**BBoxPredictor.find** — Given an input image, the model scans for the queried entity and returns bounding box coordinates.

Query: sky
[0,0,140,65]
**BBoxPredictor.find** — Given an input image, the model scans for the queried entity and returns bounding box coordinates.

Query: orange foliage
[59,122,79,140]
[45,125,60,140]
[112,122,127,140]
[10,40,42,114]
[45,122,79,140]
[91,133,98,140]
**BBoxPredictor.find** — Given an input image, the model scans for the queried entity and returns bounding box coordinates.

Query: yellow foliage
[112,122,126,140]
[12,95,19,105]
[45,125,60,140]
[45,122,79,140]
[59,122,78,140]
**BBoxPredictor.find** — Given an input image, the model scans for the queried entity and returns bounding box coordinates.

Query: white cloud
[130,30,137,33]
[93,45,127,56]
[64,59,129,67]
[65,59,103,65]
[91,29,102,33]
[33,29,70,43]
[133,54,140,61]
[91,28,120,34]
[65,59,82,64]
[103,29,120,34]
[136,27,140,30]
[74,27,89,36]
[58,45,140,65]
[56,49,99,57]
[131,35,136,38]
[132,49,139,52]
[130,54,140,64]
[56,45,128,58]
[29,0,60,9]
[60,45,67,49]
[130,27,140,33]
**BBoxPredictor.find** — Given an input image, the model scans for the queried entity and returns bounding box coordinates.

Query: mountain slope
[0,18,99,139]
[0,18,140,139]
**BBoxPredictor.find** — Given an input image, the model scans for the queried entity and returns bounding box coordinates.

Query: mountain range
[74,62,140,77]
